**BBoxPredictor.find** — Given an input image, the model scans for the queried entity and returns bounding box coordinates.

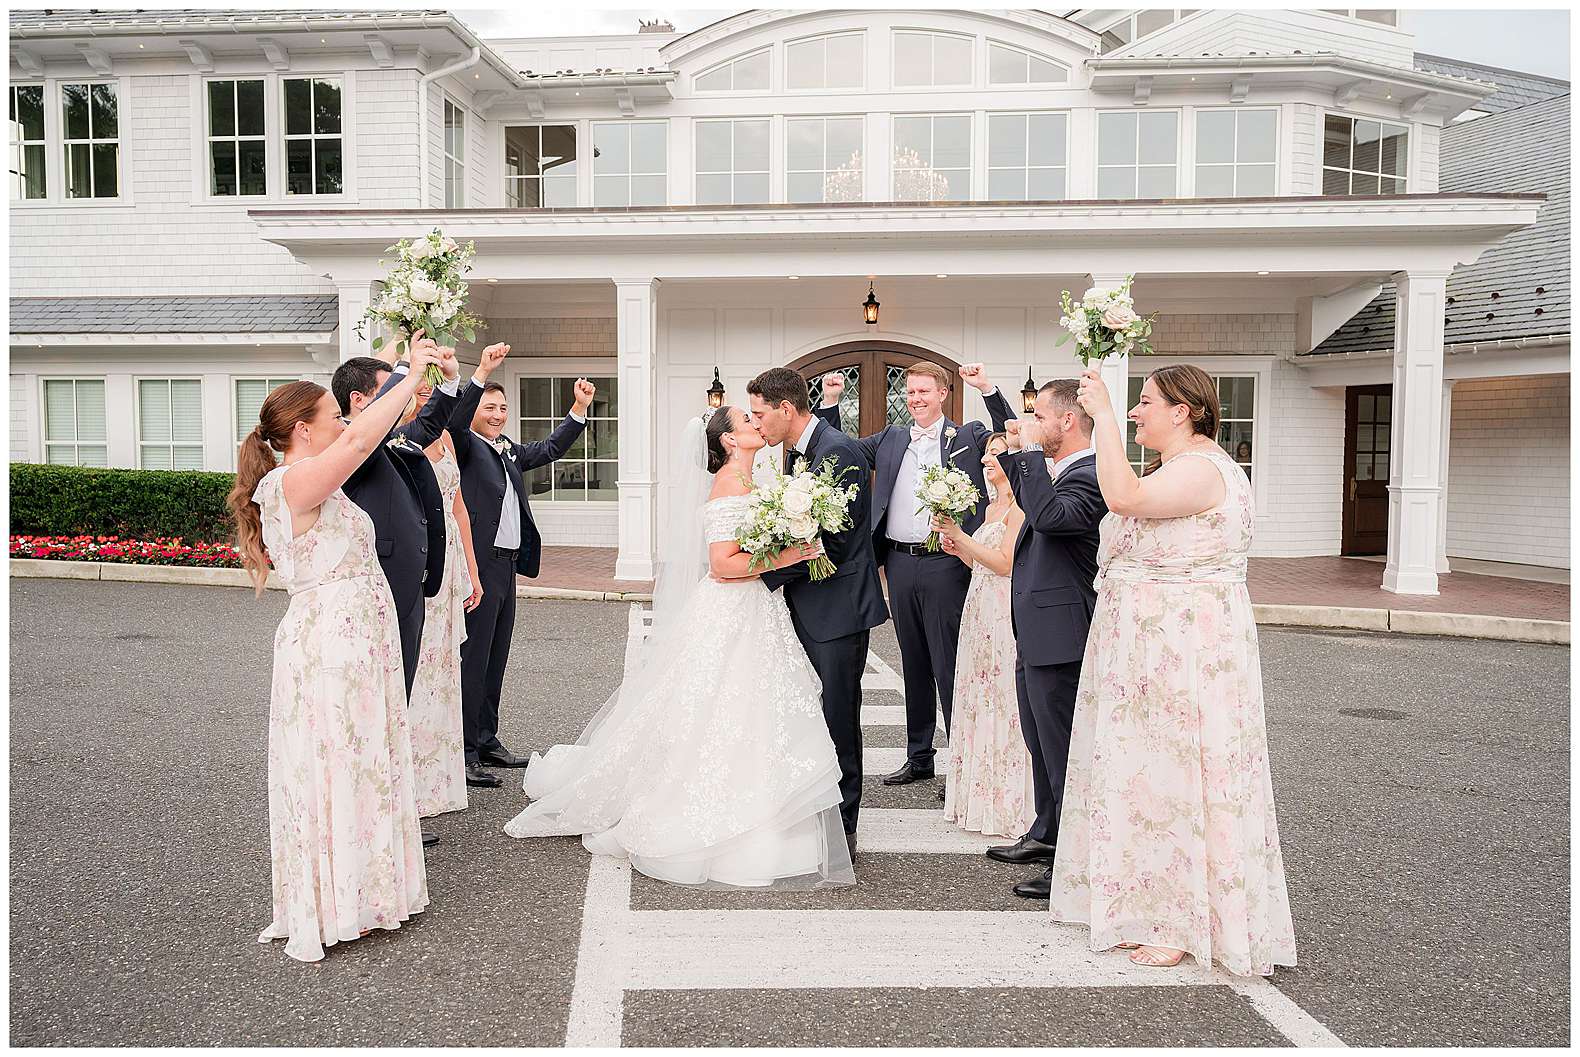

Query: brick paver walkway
[526,548,1569,623]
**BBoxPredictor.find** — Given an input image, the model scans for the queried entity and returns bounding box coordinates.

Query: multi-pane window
[43,379,107,466]
[1323,115,1408,195]
[519,376,618,502]
[1099,10,1199,52]
[283,77,342,195]
[694,49,770,93]
[1350,388,1391,482]
[443,97,466,208]
[10,85,46,200]
[593,121,666,207]
[504,125,577,207]
[1097,110,1178,199]
[138,379,205,470]
[1195,109,1276,198]
[1126,374,1255,482]
[787,117,863,203]
[235,377,298,443]
[695,119,770,205]
[62,83,119,199]
[988,112,1068,200]
[892,31,972,88]
[207,79,266,197]
[892,114,970,202]
[786,33,864,90]
[987,43,1068,85]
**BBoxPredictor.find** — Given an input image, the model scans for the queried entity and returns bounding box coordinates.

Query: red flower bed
[11,535,242,568]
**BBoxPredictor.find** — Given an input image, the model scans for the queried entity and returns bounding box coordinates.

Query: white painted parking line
[861,649,904,693]
[859,703,906,726]
[859,808,995,854]
[564,855,631,1048]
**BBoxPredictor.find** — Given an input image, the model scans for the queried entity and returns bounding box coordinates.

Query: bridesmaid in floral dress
[933,433,1036,838]
[226,344,439,963]
[1052,364,1296,976]
[400,378,483,817]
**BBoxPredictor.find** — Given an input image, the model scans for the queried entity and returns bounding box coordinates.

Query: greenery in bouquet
[737,458,860,581]
[359,228,486,383]
[914,464,980,552]
[1056,274,1155,367]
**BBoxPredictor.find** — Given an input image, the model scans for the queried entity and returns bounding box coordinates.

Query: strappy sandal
[1110,943,1140,951]
[1129,945,1186,967]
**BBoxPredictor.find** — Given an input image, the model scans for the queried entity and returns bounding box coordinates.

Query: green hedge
[10,463,237,542]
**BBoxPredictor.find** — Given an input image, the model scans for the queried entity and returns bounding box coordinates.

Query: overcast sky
[454,7,1570,80]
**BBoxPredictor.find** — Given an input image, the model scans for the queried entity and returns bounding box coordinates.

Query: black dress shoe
[465,762,503,787]
[986,835,1058,864]
[881,761,936,785]
[421,830,439,847]
[479,748,530,768]
[1012,866,1053,900]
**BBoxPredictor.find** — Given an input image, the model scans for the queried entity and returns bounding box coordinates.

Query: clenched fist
[476,342,510,380]
[572,378,597,416]
[819,372,846,405]
[957,362,992,392]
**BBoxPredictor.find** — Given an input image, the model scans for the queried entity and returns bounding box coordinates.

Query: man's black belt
[887,540,939,556]
[493,546,519,561]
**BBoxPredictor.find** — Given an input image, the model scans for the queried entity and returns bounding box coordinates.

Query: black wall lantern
[861,281,881,326]
[1021,366,1038,413]
[706,366,726,409]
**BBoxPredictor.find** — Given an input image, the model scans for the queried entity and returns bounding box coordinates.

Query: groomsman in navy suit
[454,370,592,788]
[813,362,1015,790]
[988,380,1106,900]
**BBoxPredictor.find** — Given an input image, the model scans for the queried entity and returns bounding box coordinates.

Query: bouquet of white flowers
[359,228,486,384]
[914,464,980,552]
[1056,274,1155,367]
[736,458,860,581]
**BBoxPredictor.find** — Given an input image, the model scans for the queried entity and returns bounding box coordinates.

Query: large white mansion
[8,8,1570,591]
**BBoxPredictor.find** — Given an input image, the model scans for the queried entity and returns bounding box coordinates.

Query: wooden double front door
[788,341,963,437]
[1342,384,1392,555]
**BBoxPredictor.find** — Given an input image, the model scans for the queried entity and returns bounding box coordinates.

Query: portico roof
[251,195,1542,285]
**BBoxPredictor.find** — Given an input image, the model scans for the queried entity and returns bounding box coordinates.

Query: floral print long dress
[409,445,470,817]
[253,463,429,963]
[942,514,1036,838]
[1049,448,1297,977]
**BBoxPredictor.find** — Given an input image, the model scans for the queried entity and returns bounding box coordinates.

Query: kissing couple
[503,367,887,889]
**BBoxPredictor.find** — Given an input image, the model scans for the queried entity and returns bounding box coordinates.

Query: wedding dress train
[505,494,855,889]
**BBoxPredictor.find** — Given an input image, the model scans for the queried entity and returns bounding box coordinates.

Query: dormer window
[892,31,972,88]
[1323,115,1408,194]
[786,32,864,90]
[1099,10,1199,52]
[695,48,770,93]
[987,42,1068,85]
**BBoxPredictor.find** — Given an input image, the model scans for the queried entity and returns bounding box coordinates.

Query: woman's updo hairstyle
[704,405,739,474]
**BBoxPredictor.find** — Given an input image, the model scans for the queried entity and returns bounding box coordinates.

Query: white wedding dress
[504,492,855,889]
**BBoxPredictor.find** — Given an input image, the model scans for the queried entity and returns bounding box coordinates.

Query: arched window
[694,47,771,93]
[785,32,865,90]
[987,41,1069,85]
[892,31,973,88]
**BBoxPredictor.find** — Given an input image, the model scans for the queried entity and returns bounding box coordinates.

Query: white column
[1436,378,1456,575]
[1085,273,1131,425]
[614,277,658,582]
[105,373,136,469]
[1382,270,1450,595]
[202,371,232,471]
[335,281,376,362]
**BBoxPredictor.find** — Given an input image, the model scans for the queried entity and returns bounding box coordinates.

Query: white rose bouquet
[1056,274,1155,367]
[359,228,486,384]
[736,458,860,581]
[914,464,980,552]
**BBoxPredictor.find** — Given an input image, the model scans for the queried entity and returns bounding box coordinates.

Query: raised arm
[283,344,435,514]
[391,339,461,449]
[957,363,1017,431]
[999,450,1106,537]
[513,377,592,469]
[1075,368,1225,519]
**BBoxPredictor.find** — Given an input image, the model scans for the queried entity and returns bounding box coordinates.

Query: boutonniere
[944,426,958,443]
[491,436,516,462]
[386,436,416,454]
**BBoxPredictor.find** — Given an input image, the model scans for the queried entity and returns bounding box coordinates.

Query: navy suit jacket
[759,418,890,642]
[813,388,1016,558]
[453,414,586,579]
[997,449,1107,668]
[341,372,484,616]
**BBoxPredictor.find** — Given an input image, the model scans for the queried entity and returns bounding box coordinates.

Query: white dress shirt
[886,418,945,544]
[1049,445,1096,480]
[790,415,819,466]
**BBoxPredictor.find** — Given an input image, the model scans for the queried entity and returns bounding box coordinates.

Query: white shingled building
[8,8,1569,592]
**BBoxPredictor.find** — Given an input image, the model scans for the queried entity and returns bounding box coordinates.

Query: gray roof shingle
[9,295,338,334]
[1414,54,1570,114]
[1313,93,1569,356]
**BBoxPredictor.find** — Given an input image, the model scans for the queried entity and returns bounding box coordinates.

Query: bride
[504,405,855,889]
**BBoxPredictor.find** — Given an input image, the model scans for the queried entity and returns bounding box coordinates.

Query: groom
[749,367,889,856]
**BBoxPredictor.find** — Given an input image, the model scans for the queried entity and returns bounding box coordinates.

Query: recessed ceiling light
[320,38,327,44]
[787,275,800,280]
[574,90,580,96]
[1257,270,1269,276]
[936,273,948,278]
[474,73,480,79]
[138,43,145,49]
